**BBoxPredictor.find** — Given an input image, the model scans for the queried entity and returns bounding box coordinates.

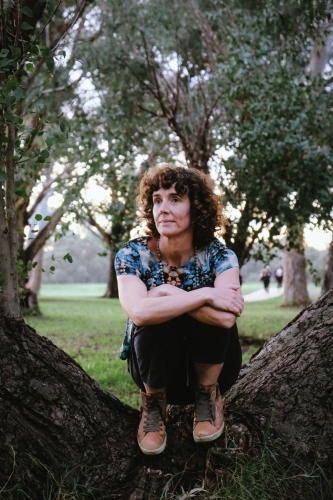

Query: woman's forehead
[153,184,177,196]
[152,185,189,197]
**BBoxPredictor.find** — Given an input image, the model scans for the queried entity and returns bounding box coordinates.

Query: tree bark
[0,123,21,319]
[225,289,333,474]
[283,248,311,307]
[282,224,311,307]
[322,235,333,295]
[1,290,333,498]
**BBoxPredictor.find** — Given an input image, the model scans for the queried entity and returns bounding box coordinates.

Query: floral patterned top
[115,236,239,359]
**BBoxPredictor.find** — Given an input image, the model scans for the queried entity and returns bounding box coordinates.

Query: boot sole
[138,437,167,455]
[193,422,225,443]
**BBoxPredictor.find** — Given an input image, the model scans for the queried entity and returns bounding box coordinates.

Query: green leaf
[37,156,46,163]
[26,62,34,72]
[14,87,25,100]
[27,260,33,271]
[7,95,16,105]
[59,120,66,133]
[17,260,24,266]
[42,48,53,58]
[50,266,55,272]
[13,115,23,125]
[57,50,66,58]
[4,109,14,121]
[0,170,8,183]
[21,22,34,30]
[35,214,43,221]
[51,255,55,261]
[40,149,50,159]
[63,253,73,263]
[21,6,33,17]
[0,49,9,57]
[29,44,39,56]
[6,77,18,91]
[46,57,55,71]
[43,215,52,221]
[98,251,108,257]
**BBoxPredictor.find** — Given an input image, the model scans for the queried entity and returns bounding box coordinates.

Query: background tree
[78,0,333,291]
[0,0,97,313]
[322,237,333,294]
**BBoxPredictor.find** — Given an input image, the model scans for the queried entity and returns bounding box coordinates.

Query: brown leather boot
[137,391,167,455]
[193,383,224,443]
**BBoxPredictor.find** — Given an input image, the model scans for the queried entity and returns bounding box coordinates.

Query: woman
[115,164,244,455]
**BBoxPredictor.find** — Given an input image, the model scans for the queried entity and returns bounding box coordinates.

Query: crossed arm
[117,267,244,329]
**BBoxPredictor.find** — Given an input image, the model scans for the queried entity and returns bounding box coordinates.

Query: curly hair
[136,164,228,247]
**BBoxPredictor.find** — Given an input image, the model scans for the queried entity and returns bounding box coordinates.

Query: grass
[28,293,141,408]
[27,282,320,408]
[161,445,333,500]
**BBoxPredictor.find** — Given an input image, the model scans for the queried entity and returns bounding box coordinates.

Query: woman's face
[152,184,192,239]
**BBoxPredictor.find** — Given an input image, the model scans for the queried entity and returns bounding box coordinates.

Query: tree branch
[24,206,63,263]
[87,215,111,246]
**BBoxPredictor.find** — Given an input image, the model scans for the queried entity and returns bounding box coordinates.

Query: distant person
[274,265,283,288]
[260,265,271,293]
[115,165,244,455]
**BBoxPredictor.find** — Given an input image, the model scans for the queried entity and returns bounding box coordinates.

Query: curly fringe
[136,164,228,247]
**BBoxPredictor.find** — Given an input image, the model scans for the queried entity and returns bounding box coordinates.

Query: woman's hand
[206,286,244,317]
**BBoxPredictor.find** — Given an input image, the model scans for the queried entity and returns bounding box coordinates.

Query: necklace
[156,239,200,289]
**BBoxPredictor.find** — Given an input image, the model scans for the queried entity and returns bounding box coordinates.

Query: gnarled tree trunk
[1,290,333,498]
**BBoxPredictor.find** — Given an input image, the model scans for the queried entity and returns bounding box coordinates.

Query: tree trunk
[322,235,333,295]
[282,224,311,307]
[26,248,44,295]
[224,288,333,484]
[22,247,44,316]
[283,248,311,307]
[1,290,333,498]
[103,251,119,298]
[0,122,21,320]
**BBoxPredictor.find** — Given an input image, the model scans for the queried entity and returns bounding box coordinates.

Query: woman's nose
[159,199,170,212]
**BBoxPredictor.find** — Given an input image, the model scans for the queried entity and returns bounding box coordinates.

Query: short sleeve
[211,241,239,276]
[115,243,141,278]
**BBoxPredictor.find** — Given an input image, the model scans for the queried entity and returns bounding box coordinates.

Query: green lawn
[28,293,141,408]
[29,283,318,407]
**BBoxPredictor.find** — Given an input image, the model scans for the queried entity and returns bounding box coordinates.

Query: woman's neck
[157,235,194,267]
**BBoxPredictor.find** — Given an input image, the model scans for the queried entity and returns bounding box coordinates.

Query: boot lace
[143,399,163,433]
[195,390,216,423]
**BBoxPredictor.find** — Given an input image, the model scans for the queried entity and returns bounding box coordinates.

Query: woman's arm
[189,268,243,328]
[117,272,243,326]
[151,268,243,328]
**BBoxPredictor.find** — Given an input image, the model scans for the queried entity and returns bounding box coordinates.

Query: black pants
[128,314,242,405]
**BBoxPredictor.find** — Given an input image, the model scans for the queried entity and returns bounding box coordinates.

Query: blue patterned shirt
[115,236,239,359]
